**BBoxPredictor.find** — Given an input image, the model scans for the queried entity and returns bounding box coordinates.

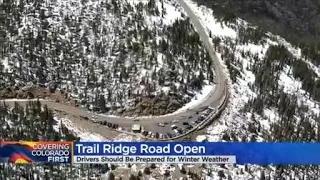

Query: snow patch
[174,84,214,113]
[1,58,10,70]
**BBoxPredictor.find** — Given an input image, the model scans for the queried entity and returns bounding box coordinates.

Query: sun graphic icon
[14,158,30,164]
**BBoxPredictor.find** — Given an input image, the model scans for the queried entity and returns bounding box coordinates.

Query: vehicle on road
[202,109,210,115]
[133,119,140,122]
[142,131,148,136]
[183,122,189,126]
[172,119,179,123]
[151,133,155,138]
[196,120,203,124]
[132,124,141,133]
[158,123,165,127]
[171,125,178,130]
[188,116,192,119]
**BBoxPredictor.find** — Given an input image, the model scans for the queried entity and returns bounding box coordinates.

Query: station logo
[0,141,72,164]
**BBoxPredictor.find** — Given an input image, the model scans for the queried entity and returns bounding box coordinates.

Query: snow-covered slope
[185,0,320,179]
[1,0,215,116]
[2,0,320,179]
[54,0,320,177]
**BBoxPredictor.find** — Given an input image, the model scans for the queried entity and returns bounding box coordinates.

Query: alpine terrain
[1,0,320,179]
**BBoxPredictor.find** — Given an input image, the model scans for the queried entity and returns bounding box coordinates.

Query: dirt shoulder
[0,86,77,106]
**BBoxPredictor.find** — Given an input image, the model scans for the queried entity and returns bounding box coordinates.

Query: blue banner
[74,142,320,165]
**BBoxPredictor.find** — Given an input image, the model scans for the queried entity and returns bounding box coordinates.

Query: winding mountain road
[1,0,228,138]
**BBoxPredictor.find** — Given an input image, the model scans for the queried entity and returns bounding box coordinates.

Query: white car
[172,119,179,123]
[158,123,165,127]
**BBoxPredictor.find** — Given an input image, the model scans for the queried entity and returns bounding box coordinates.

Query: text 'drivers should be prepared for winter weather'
[73,156,236,164]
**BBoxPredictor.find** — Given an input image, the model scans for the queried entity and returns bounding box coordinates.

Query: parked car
[151,133,155,138]
[188,116,192,119]
[183,122,189,126]
[171,125,178,130]
[142,131,148,136]
[202,109,210,115]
